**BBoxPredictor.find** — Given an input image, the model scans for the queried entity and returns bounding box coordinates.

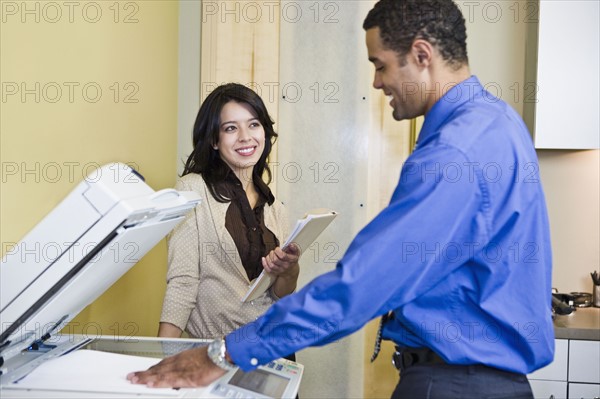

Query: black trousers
[391,363,533,399]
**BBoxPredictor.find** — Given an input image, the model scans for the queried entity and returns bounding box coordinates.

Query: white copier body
[0,163,303,398]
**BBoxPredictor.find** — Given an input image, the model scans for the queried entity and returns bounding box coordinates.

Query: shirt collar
[416,75,483,149]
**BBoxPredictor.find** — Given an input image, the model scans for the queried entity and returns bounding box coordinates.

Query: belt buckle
[392,348,415,371]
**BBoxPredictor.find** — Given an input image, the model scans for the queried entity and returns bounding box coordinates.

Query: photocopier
[0,163,303,398]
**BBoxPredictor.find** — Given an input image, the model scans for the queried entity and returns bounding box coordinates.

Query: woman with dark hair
[158,83,300,342]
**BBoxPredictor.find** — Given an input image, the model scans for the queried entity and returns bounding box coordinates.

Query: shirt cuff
[225,322,276,371]
[160,301,191,332]
[268,285,297,301]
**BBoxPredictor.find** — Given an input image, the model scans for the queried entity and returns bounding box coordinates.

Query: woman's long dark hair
[182,83,278,202]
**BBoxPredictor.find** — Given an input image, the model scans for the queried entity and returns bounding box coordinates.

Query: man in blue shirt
[129,1,554,397]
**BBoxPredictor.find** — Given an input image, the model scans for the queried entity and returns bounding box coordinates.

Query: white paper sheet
[13,349,182,396]
[242,209,338,302]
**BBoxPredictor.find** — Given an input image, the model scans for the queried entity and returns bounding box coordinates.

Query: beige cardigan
[160,173,290,339]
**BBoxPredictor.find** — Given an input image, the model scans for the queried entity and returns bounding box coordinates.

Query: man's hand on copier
[127,346,226,388]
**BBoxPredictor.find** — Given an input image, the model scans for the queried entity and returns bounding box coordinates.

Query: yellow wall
[1,0,179,337]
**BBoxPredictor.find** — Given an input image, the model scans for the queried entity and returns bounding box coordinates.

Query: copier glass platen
[0,162,304,398]
[1,336,303,399]
[78,337,303,399]
[82,337,303,399]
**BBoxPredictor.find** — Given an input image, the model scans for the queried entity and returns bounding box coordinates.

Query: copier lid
[0,163,201,357]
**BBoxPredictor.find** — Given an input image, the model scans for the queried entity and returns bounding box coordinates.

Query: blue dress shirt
[226,76,554,374]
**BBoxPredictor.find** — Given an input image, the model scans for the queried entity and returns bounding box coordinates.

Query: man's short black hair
[363,0,468,69]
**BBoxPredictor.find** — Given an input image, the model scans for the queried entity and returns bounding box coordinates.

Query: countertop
[554,306,600,340]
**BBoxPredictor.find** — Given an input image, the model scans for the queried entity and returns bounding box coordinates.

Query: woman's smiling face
[216,101,266,181]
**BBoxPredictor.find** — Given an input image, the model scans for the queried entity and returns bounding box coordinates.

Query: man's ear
[411,39,433,67]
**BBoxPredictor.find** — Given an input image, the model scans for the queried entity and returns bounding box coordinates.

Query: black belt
[392,347,446,371]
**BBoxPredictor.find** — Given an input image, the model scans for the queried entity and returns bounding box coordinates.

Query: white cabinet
[529,339,600,399]
[569,340,600,384]
[530,339,569,382]
[568,383,600,399]
[529,339,568,398]
[530,380,568,399]
[524,1,599,149]
[568,340,600,399]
